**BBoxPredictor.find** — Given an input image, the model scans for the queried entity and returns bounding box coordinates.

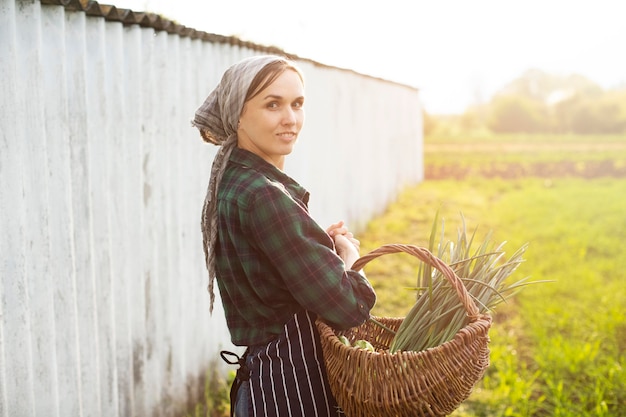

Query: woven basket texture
[316,244,492,417]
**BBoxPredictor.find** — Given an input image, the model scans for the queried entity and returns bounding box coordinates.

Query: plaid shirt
[215,148,376,346]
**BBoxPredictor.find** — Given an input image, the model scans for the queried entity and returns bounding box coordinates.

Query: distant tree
[552,94,582,133]
[487,95,548,133]
[485,69,623,134]
[460,105,486,131]
[444,69,625,135]
[500,69,603,102]
[554,90,626,134]
[422,109,437,137]
[598,89,626,133]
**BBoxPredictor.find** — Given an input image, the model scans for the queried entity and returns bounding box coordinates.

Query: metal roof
[40,0,297,57]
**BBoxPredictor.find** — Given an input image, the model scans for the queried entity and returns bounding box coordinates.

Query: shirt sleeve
[245,182,376,330]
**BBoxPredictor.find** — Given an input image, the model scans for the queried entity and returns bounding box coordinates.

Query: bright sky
[114,0,626,114]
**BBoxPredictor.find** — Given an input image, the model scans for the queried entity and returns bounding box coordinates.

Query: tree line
[425,69,626,136]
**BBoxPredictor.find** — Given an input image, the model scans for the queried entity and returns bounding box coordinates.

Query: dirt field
[425,159,626,179]
[424,140,626,179]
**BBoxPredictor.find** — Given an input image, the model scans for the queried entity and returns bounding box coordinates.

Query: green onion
[388,214,547,353]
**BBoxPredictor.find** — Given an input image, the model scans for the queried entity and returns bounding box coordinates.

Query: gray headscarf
[192,55,288,313]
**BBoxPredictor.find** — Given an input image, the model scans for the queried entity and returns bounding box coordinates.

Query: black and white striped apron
[235,310,343,417]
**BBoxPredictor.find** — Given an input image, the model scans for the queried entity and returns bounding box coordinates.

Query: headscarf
[192,55,288,313]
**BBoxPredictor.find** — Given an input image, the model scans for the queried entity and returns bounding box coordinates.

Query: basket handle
[352,244,480,319]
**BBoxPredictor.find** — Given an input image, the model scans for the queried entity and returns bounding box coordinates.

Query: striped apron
[234,310,344,417]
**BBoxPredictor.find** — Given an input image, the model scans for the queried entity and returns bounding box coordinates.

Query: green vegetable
[338,335,351,346]
[388,214,547,353]
[354,339,375,352]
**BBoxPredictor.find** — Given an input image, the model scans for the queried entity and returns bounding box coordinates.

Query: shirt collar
[229,147,310,204]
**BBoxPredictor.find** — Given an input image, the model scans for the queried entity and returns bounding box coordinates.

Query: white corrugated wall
[0,1,423,416]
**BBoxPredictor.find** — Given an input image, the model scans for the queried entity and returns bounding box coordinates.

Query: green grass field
[358,134,626,416]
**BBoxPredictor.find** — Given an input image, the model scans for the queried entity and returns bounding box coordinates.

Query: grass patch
[358,135,626,416]
[179,364,234,417]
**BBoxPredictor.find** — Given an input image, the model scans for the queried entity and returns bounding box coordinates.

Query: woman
[192,55,376,416]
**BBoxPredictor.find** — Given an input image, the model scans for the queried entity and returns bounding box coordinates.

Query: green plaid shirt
[215,148,376,346]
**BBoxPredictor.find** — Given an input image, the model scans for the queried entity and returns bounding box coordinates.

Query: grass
[179,363,233,417]
[357,134,626,416]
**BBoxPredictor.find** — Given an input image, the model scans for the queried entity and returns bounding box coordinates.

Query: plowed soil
[424,141,626,179]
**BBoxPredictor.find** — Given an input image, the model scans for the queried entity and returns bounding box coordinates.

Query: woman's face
[237,69,305,169]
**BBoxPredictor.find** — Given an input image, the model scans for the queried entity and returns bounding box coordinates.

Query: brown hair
[244,59,304,105]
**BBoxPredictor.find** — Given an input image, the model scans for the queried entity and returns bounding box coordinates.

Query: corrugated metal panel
[0,1,423,416]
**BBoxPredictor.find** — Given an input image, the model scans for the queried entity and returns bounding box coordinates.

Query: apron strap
[220,349,251,416]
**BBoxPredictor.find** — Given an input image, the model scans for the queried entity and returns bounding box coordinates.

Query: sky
[112,0,626,114]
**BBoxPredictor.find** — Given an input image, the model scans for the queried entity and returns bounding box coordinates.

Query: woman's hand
[326,220,347,237]
[327,220,360,247]
[327,220,361,269]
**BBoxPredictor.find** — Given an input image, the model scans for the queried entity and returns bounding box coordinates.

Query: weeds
[181,364,234,417]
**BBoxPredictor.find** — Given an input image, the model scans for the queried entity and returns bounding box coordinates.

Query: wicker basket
[316,244,492,417]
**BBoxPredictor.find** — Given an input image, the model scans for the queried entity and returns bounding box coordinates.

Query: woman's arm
[246,186,376,329]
